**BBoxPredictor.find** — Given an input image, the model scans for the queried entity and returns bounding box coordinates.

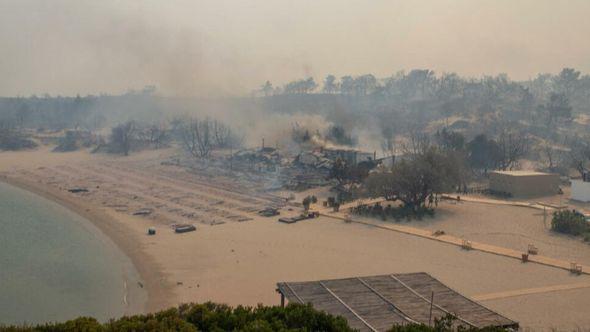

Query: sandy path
[326,213,589,275]
[403,200,590,268]
[335,197,590,268]
[472,281,590,301]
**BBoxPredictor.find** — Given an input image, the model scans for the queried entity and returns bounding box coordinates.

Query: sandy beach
[2,147,590,330]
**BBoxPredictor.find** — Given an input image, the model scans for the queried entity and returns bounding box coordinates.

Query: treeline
[93,117,239,157]
[0,302,506,332]
[0,108,243,157]
[0,121,37,151]
[259,68,590,158]
[0,94,97,130]
[0,87,162,131]
[3,68,589,134]
[260,68,590,116]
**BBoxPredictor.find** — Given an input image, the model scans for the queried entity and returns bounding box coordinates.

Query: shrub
[349,202,435,222]
[0,303,510,332]
[0,135,37,151]
[53,130,96,152]
[0,303,352,332]
[387,314,507,332]
[551,210,589,236]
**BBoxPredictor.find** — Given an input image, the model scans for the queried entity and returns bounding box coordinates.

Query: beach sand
[2,147,590,330]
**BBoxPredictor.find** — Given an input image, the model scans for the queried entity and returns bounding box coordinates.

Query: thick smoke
[2,0,590,97]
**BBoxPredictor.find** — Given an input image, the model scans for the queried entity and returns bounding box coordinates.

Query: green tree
[435,128,465,151]
[109,121,136,156]
[554,67,580,97]
[544,92,572,125]
[323,75,338,94]
[340,75,354,95]
[466,134,501,173]
[365,147,461,210]
[261,81,273,97]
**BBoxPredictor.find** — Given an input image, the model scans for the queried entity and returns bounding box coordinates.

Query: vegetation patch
[551,210,589,236]
[0,121,37,151]
[0,303,508,332]
[0,303,353,332]
[363,146,461,216]
[350,201,435,221]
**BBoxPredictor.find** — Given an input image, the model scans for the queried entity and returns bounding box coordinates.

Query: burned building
[322,148,375,166]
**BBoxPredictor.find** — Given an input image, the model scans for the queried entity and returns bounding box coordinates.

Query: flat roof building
[489,170,559,197]
[571,178,590,202]
[277,272,518,331]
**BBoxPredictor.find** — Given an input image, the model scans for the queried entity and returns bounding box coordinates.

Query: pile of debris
[231,147,286,172]
[278,211,319,224]
[280,167,333,190]
[173,224,196,233]
[228,147,335,190]
[258,207,280,217]
[294,150,334,170]
[166,144,377,192]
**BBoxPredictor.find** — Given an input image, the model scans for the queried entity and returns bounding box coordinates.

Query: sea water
[0,182,146,325]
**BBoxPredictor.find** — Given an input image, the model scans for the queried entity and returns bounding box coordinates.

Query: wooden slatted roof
[277,272,518,331]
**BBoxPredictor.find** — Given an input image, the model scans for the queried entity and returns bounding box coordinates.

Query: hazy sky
[1,0,589,97]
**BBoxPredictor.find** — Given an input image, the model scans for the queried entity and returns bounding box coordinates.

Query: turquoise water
[0,182,146,325]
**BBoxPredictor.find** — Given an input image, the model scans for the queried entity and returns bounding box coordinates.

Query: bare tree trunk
[181,118,213,159]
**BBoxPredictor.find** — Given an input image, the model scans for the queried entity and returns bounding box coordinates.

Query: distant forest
[1,68,588,128]
[258,68,590,131]
[1,68,589,166]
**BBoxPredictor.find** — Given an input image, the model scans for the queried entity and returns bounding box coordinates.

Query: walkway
[315,200,589,276]
[472,282,590,301]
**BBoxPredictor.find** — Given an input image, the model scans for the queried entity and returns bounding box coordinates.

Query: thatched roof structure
[277,272,518,331]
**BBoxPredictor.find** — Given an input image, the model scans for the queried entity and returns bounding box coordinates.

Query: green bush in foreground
[0,303,352,332]
[0,303,507,332]
[551,210,589,236]
[388,314,506,332]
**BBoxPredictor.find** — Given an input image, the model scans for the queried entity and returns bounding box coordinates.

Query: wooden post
[280,293,285,307]
[229,142,233,172]
[543,206,547,228]
[428,291,434,326]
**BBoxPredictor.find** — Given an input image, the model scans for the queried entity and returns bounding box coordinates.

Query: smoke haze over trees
[2,68,590,171]
[2,3,590,175]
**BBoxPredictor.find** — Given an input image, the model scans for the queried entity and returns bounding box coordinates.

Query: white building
[571,179,590,202]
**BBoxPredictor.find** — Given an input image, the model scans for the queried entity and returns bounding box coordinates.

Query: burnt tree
[109,121,136,156]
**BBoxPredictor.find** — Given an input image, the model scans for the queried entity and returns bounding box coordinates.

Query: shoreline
[0,175,174,316]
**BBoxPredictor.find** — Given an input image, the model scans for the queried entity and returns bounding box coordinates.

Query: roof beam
[356,277,419,325]
[283,283,305,304]
[389,274,477,328]
[319,281,379,332]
